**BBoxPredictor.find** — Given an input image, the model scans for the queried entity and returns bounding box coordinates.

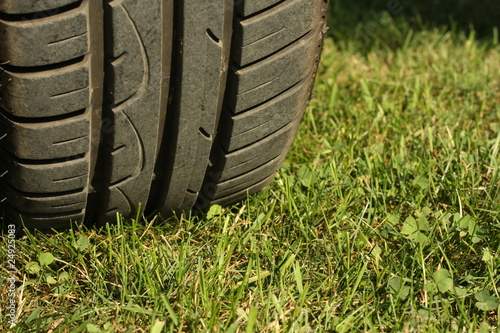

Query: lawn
[1,1,500,332]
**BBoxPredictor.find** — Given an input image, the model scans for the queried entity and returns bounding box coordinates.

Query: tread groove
[0,106,87,124]
[2,56,86,73]
[206,29,220,43]
[48,31,88,45]
[53,174,87,183]
[220,153,281,183]
[237,29,311,69]
[1,148,86,165]
[243,27,285,47]
[0,179,85,198]
[51,201,86,209]
[53,135,88,145]
[237,0,286,20]
[210,174,275,206]
[227,116,299,155]
[3,201,83,219]
[0,1,83,21]
[51,87,88,98]
[232,77,304,115]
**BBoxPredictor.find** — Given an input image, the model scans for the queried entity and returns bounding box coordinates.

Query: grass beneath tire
[2,4,500,332]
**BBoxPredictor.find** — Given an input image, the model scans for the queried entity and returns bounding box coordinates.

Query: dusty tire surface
[0,0,329,228]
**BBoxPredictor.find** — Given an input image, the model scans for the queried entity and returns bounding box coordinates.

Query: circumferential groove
[83,0,106,222]
[0,1,83,21]
[143,0,178,215]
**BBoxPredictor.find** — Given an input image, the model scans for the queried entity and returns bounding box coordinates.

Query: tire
[0,0,329,229]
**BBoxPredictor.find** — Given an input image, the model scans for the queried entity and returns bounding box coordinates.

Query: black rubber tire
[0,0,329,229]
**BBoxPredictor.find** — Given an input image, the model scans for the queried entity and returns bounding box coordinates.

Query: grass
[1,2,500,332]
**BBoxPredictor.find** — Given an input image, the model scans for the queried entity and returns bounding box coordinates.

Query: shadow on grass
[328,0,500,47]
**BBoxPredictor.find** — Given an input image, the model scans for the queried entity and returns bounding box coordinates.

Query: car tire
[0,0,329,228]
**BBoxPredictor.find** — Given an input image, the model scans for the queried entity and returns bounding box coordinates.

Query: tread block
[225,80,309,152]
[0,0,79,15]
[0,155,88,193]
[0,61,90,118]
[0,5,88,67]
[1,113,89,160]
[106,1,147,105]
[229,32,316,113]
[236,0,283,17]
[93,0,167,221]
[104,110,142,184]
[160,0,232,212]
[235,0,317,66]
[103,186,132,222]
[198,0,328,210]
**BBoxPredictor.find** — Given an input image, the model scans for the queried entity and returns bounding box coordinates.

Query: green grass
[2,3,500,332]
